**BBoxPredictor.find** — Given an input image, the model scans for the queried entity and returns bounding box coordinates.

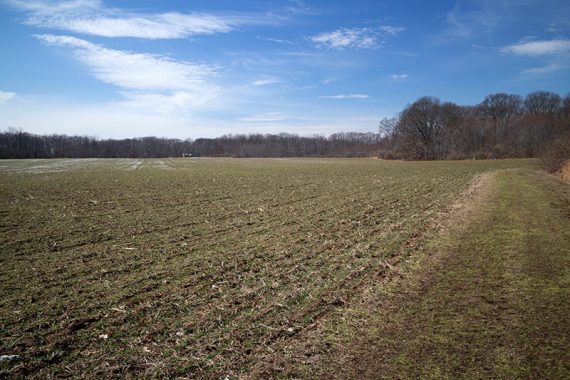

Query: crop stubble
[0,158,534,377]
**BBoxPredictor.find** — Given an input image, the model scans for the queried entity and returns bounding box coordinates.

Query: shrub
[540,133,570,173]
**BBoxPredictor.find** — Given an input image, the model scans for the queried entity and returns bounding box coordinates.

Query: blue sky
[0,0,569,138]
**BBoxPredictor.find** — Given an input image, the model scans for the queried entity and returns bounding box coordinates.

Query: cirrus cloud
[308,25,405,50]
[319,94,369,99]
[36,13,234,39]
[252,76,282,86]
[7,0,265,39]
[309,27,378,49]
[6,0,102,14]
[520,63,562,75]
[501,39,570,56]
[0,91,17,104]
[379,26,406,35]
[35,34,219,110]
[388,73,409,80]
[238,112,285,122]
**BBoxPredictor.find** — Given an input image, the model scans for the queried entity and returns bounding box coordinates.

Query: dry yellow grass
[560,161,570,182]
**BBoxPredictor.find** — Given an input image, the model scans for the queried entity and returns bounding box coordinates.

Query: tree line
[0,129,385,159]
[384,90,570,160]
[0,90,568,160]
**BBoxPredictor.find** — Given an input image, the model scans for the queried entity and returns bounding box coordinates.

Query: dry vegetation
[540,133,570,174]
[0,158,537,378]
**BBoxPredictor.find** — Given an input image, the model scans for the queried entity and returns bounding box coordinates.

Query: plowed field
[0,158,536,378]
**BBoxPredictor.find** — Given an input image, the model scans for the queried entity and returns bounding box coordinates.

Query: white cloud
[252,76,282,86]
[323,77,337,84]
[35,34,219,110]
[309,28,378,49]
[319,94,369,99]
[521,63,562,75]
[0,91,17,104]
[238,112,285,122]
[379,26,406,35]
[257,36,294,45]
[6,0,102,14]
[388,74,409,80]
[309,25,404,50]
[34,34,91,48]
[7,0,261,39]
[45,13,233,39]
[501,39,570,56]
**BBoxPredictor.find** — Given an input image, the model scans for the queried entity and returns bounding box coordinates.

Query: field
[0,158,552,377]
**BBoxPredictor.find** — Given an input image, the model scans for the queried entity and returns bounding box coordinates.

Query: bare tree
[524,91,561,115]
[562,93,570,119]
[480,93,523,124]
[520,91,563,153]
[438,102,465,157]
[540,132,570,173]
[479,93,523,150]
[378,117,399,137]
[397,97,444,160]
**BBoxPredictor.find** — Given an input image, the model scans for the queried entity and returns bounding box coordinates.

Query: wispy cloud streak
[7,0,265,39]
[252,76,282,86]
[319,94,369,99]
[257,36,295,45]
[379,26,405,35]
[0,91,17,104]
[309,25,404,49]
[388,74,409,80]
[310,27,378,49]
[502,39,570,56]
[521,63,562,75]
[35,34,219,110]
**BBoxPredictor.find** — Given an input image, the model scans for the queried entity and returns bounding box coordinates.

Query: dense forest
[1,90,569,160]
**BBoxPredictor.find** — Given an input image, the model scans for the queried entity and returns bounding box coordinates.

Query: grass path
[272,169,570,379]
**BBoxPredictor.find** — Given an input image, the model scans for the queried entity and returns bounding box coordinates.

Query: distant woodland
[1,91,569,160]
